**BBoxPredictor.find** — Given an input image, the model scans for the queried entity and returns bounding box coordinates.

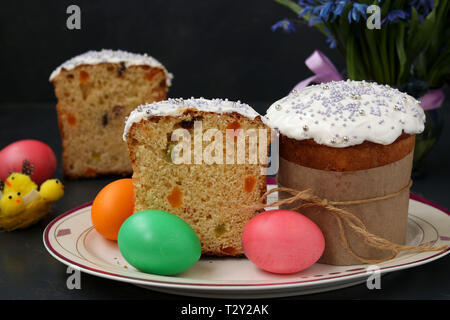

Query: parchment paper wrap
[278,151,414,265]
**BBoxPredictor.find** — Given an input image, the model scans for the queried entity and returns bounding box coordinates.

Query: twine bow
[252,180,447,264]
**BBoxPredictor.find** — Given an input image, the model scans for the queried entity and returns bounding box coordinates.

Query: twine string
[252,180,447,264]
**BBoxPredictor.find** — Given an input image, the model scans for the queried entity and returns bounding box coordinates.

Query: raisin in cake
[124,98,271,256]
[50,49,173,178]
[265,80,425,265]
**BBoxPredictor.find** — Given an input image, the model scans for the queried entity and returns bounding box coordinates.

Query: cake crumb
[79,70,89,83]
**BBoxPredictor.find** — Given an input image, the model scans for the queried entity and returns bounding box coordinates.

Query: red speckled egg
[0,140,57,185]
[242,209,325,274]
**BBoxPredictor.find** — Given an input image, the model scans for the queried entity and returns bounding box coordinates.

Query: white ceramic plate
[43,185,450,298]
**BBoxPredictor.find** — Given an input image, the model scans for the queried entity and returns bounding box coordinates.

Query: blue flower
[381,9,408,24]
[410,0,434,22]
[298,5,314,18]
[297,0,319,18]
[271,19,297,33]
[297,0,315,6]
[347,3,368,23]
[308,15,324,26]
[326,37,337,49]
[332,0,349,21]
[299,7,313,18]
[315,1,335,22]
[324,29,337,49]
[410,0,434,15]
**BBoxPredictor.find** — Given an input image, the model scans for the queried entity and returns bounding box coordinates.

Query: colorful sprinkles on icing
[265,80,425,147]
[123,98,265,141]
[49,49,173,86]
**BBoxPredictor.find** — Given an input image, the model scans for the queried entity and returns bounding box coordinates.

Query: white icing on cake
[265,80,425,148]
[49,49,173,86]
[123,98,265,141]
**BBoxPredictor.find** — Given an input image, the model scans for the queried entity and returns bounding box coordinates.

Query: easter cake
[50,49,173,179]
[265,80,425,265]
[123,98,271,256]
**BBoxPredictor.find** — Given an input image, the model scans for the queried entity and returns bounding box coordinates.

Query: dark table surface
[1,102,449,300]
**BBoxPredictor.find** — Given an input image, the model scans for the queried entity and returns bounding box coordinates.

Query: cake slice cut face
[50,49,173,178]
[124,98,271,256]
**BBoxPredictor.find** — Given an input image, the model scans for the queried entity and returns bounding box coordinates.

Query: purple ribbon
[293,50,445,110]
[292,50,343,91]
[420,89,445,111]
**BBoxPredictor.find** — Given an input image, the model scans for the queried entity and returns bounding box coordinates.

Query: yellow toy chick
[3,173,38,196]
[39,179,65,202]
[0,174,65,231]
[0,191,25,216]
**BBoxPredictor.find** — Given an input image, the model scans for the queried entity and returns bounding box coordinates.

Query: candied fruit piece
[91,152,101,160]
[84,168,97,177]
[112,105,124,116]
[163,142,177,163]
[67,113,77,126]
[226,120,241,142]
[117,62,126,76]
[178,116,203,130]
[214,223,227,237]
[222,247,238,255]
[145,68,159,81]
[244,176,256,193]
[167,187,182,208]
[79,70,89,84]
[179,119,195,129]
[226,120,241,131]
[102,114,109,126]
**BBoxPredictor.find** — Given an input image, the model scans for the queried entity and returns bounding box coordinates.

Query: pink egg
[0,140,57,185]
[242,209,325,274]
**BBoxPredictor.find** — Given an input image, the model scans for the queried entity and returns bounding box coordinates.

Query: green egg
[118,210,201,276]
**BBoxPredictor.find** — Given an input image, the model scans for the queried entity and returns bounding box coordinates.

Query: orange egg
[91,179,134,241]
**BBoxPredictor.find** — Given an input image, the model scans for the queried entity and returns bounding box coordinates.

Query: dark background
[0,0,345,104]
[1,0,450,300]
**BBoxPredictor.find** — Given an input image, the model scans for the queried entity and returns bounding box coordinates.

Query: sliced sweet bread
[124,98,271,256]
[50,49,173,178]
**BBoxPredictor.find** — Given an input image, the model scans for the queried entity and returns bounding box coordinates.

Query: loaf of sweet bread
[124,98,271,256]
[265,80,425,265]
[50,49,172,178]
